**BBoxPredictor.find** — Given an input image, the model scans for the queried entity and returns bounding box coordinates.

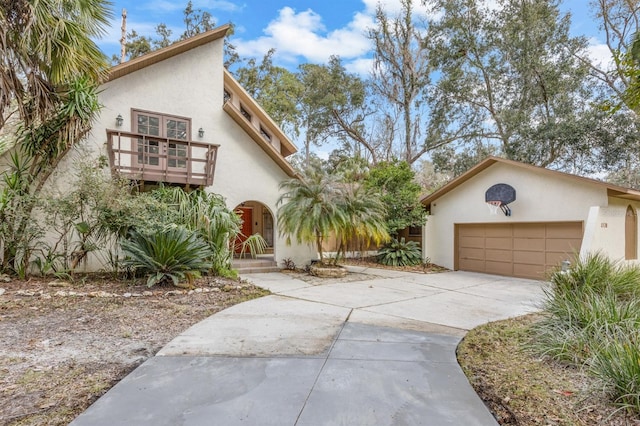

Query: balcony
[106,130,219,187]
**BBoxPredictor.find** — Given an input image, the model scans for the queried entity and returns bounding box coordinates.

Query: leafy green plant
[148,187,241,276]
[121,226,213,288]
[377,238,422,266]
[278,169,348,264]
[281,258,296,270]
[591,335,640,413]
[532,253,640,414]
[235,233,268,259]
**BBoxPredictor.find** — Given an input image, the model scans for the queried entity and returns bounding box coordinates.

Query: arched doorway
[625,205,637,260]
[232,200,275,257]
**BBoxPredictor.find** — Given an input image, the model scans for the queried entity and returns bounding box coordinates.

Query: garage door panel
[459,226,485,237]
[546,252,572,267]
[513,224,545,238]
[486,237,512,249]
[456,222,583,280]
[514,263,546,280]
[486,261,512,275]
[459,236,485,249]
[546,238,582,252]
[513,238,545,251]
[486,249,512,262]
[459,247,485,260]
[459,258,485,271]
[545,223,583,238]
[513,250,545,265]
[485,226,512,237]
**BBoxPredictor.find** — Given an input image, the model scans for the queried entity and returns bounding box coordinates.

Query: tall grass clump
[532,252,640,413]
[591,331,640,413]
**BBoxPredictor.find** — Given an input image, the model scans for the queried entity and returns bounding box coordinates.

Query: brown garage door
[456,222,583,280]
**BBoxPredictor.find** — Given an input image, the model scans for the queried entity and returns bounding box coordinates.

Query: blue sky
[97,0,612,76]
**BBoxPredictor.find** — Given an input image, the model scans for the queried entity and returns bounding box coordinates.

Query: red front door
[235,207,253,253]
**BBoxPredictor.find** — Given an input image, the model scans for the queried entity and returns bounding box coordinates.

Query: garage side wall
[424,163,608,270]
[583,199,640,264]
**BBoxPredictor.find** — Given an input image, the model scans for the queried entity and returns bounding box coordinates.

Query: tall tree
[0,0,110,274]
[364,161,426,237]
[116,2,238,67]
[234,49,303,136]
[431,0,596,168]
[369,0,432,164]
[1,0,109,130]
[370,0,468,164]
[298,57,376,165]
[582,0,640,110]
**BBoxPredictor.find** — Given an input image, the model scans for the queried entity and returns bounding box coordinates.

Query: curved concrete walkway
[71,267,545,426]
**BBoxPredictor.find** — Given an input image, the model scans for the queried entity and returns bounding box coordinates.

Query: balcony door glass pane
[168,142,187,168]
[166,119,188,140]
[137,115,160,136]
[138,140,160,166]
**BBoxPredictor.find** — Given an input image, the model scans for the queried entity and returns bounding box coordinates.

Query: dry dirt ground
[2,261,639,426]
[0,274,268,426]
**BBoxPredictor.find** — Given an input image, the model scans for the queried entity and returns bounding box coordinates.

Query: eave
[107,25,231,82]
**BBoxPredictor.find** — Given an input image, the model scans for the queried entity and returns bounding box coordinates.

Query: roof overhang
[107,24,231,82]
[421,156,640,208]
[223,69,297,157]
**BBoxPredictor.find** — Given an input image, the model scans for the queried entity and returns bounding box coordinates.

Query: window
[223,89,231,104]
[240,105,252,121]
[409,225,422,236]
[260,125,272,142]
[626,205,637,260]
[133,110,191,169]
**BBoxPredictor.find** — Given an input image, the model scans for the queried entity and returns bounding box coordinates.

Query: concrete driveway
[71,267,545,426]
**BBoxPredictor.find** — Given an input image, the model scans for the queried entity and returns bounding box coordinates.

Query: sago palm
[278,170,347,263]
[121,226,213,288]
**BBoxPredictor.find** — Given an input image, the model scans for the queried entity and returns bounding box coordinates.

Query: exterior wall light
[198,127,205,138]
[116,114,123,127]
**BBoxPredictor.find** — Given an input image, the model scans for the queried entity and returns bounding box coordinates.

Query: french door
[134,111,191,172]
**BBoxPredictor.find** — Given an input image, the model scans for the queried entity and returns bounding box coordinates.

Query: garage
[455,222,583,280]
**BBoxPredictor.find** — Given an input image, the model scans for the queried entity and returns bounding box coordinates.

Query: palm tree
[277,170,348,264]
[335,184,390,263]
[1,0,111,130]
[0,0,111,274]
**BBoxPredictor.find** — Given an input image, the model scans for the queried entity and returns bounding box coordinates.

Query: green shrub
[121,226,213,287]
[591,334,640,413]
[377,238,422,266]
[532,253,640,414]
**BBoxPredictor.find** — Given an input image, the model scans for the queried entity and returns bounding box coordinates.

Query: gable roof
[107,24,231,82]
[421,156,640,207]
[104,24,299,179]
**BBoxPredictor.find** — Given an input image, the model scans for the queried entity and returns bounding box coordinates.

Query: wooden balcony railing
[106,130,219,187]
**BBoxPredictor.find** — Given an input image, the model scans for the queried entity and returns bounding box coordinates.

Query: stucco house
[52,24,315,271]
[421,156,640,280]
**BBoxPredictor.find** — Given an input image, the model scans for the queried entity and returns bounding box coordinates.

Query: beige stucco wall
[47,38,315,270]
[423,162,614,270]
[581,199,640,264]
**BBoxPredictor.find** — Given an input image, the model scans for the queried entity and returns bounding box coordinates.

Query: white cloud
[362,0,431,16]
[345,57,375,76]
[194,0,242,12]
[235,6,373,64]
[587,37,614,70]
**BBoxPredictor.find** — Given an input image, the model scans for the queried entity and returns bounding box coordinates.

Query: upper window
[260,125,272,142]
[240,105,252,122]
[133,110,190,140]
